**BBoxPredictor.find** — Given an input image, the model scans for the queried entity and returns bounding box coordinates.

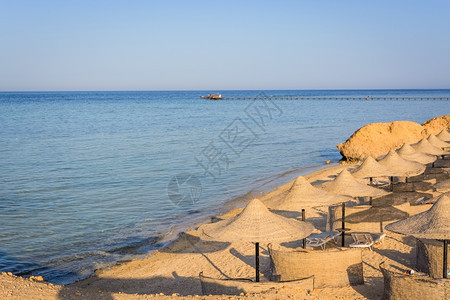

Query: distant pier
[220,96,450,101]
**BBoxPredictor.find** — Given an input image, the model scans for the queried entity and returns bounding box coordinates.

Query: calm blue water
[0,90,449,284]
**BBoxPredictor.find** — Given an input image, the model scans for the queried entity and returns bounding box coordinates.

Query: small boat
[200,93,222,100]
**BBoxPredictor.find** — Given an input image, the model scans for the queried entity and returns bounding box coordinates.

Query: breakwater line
[220,96,450,101]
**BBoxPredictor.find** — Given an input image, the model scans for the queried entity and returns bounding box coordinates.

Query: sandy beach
[2,146,449,299]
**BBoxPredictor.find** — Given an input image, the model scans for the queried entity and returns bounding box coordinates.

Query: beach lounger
[349,233,374,250]
[349,232,386,251]
[305,231,341,250]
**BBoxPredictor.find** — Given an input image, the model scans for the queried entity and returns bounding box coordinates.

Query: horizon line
[1,88,450,93]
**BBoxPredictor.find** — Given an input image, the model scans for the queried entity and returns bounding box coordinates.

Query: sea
[0,89,449,284]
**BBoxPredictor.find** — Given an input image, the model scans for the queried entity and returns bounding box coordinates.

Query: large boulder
[337,115,450,161]
[337,121,423,161]
[422,115,450,135]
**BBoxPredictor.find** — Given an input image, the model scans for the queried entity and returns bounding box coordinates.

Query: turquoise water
[0,90,449,284]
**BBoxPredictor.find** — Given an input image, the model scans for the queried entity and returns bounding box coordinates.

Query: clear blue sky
[1,1,449,91]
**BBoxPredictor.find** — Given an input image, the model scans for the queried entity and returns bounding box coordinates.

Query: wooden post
[369,197,373,206]
[341,203,346,247]
[302,209,306,249]
[444,240,448,279]
[255,242,260,282]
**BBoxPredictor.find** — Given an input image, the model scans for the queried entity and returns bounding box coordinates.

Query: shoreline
[40,161,347,286]
[0,160,346,287]
[78,161,353,284]
[120,161,344,266]
[205,162,342,220]
[0,146,343,287]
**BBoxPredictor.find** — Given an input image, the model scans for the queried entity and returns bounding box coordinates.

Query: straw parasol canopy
[264,176,351,211]
[198,198,314,281]
[377,149,426,177]
[396,143,437,165]
[346,205,409,224]
[411,138,448,156]
[318,169,389,198]
[199,198,314,243]
[428,134,450,149]
[385,194,450,240]
[386,195,450,278]
[437,129,450,142]
[350,156,396,179]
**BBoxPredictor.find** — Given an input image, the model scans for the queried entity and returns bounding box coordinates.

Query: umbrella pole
[444,240,448,279]
[255,242,260,282]
[390,176,393,191]
[369,177,373,185]
[369,196,372,206]
[302,209,306,249]
[341,203,346,247]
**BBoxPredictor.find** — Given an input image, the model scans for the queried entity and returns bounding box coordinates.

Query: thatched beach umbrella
[385,195,450,278]
[396,143,437,165]
[198,198,314,282]
[346,206,409,223]
[437,129,450,142]
[428,134,450,149]
[264,176,351,212]
[318,169,389,198]
[411,138,448,156]
[318,169,389,246]
[377,150,426,177]
[350,156,396,183]
[346,205,409,233]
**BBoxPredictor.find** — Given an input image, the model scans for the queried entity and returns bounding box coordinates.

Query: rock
[337,121,423,161]
[29,275,44,281]
[337,115,450,161]
[422,115,450,135]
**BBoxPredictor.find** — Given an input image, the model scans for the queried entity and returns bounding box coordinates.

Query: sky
[1,0,450,91]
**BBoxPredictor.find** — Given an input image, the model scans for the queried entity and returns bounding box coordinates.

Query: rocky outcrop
[337,121,423,161]
[337,115,450,161]
[422,115,450,135]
